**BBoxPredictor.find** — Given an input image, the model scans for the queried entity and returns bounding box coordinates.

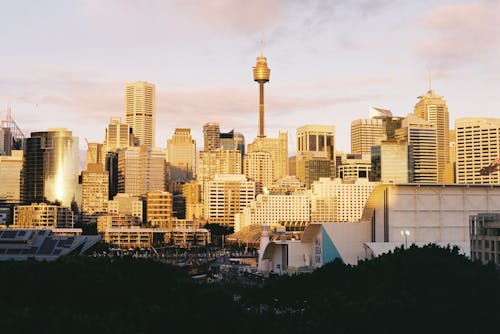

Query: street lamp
[400,230,410,249]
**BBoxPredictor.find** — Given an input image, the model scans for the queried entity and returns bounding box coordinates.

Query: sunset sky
[1,0,499,154]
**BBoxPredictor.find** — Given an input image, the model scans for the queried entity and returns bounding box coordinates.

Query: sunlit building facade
[166,128,196,182]
[244,151,273,194]
[197,149,242,183]
[13,203,74,229]
[21,129,79,207]
[351,118,385,155]
[203,122,220,151]
[0,150,23,203]
[81,163,109,223]
[248,132,288,181]
[146,191,173,228]
[124,81,155,147]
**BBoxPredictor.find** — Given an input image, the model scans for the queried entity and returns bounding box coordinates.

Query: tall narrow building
[351,118,385,155]
[166,128,196,182]
[203,122,220,151]
[414,89,450,183]
[104,118,133,153]
[124,81,155,147]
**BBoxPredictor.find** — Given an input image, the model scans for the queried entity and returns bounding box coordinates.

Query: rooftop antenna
[428,69,432,92]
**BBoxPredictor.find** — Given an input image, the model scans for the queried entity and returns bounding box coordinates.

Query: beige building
[86,142,104,168]
[13,203,74,229]
[146,192,173,228]
[351,118,385,155]
[117,145,166,196]
[244,151,273,194]
[235,192,310,232]
[380,140,410,183]
[336,153,371,182]
[81,163,109,223]
[247,132,288,181]
[183,181,204,221]
[203,174,255,227]
[311,178,377,222]
[456,118,500,184]
[97,213,141,233]
[0,150,22,203]
[197,149,242,183]
[104,118,133,153]
[203,122,220,151]
[414,89,450,183]
[296,151,335,188]
[166,128,196,182]
[108,193,143,222]
[395,114,438,184]
[124,81,155,147]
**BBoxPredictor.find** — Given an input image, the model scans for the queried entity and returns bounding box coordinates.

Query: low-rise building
[470,213,500,266]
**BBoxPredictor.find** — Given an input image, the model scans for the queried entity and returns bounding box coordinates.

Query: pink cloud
[416,1,500,70]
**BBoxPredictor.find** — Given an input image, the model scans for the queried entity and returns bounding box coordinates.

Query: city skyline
[0,0,499,153]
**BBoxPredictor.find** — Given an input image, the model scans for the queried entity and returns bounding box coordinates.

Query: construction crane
[480,157,500,175]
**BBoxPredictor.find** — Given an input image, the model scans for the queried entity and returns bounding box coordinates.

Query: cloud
[415,1,500,70]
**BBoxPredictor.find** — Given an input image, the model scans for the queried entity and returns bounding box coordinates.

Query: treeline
[0,245,498,333]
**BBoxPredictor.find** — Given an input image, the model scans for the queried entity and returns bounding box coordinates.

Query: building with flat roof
[470,213,500,266]
[13,203,74,229]
[0,150,23,203]
[124,81,155,147]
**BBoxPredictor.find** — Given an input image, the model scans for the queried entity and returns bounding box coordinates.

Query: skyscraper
[81,163,109,224]
[166,128,196,182]
[455,118,500,184]
[414,89,450,183]
[203,122,220,151]
[124,81,155,147]
[395,114,438,184]
[248,132,288,181]
[21,129,79,207]
[86,142,103,168]
[244,151,273,194]
[351,118,385,155]
[0,150,23,203]
[104,118,133,153]
[117,146,166,196]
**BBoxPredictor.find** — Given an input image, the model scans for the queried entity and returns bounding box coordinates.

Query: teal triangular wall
[322,225,342,264]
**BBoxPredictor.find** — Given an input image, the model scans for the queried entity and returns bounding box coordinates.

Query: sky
[0,0,499,155]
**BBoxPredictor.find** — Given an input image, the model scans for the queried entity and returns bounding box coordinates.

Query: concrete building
[197,149,242,183]
[81,163,108,224]
[203,122,220,151]
[379,140,411,183]
[146,192,173,228]
[203,174,256,227]
[311,178,377,222]
[182,181,203,221]
[97,213,141,233]
[86,142,104,168]
[470,213,500,266]
[244,151,273,194]
[0,150,23,203]
[414,89,451,183]
[117,145,166,196]
[124,81,155,147]
[455,118,500,184]
[13,203,74,229]
[22,129,79,207]
[351,118,385,155]
[247,132,288,181]
[107,193,143,222]
[235,192,310,232]
[336,153,371,182]
[395,114,438,184]
[104,118,133,153]
[166,128,196,182]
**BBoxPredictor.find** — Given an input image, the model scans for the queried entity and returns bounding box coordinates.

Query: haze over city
[1,0,499,153]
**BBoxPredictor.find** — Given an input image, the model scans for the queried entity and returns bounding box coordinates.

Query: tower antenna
[428,69,432,92]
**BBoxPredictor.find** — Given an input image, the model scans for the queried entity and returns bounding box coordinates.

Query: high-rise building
[21,129,79,207]
[414,89,450,183]
[81,163,109,223]
[86,142,104,168]
[104,118,133,153]
[117,146,166,196]
[124,81,155,147]
[146,192,173,228]
[351,118,385,155]
[395,114,438,184]
[248,132,288,181]
[197,149,242,183]
[166,128,196,182]
[455,118,500,184]
[107,193,143,222]
[296,125,335,187]
[380,140,411,183]
[244,151,273,194]
[253,52,271,138]
[183,181,204,221]
[0,127,12,156]
[203,122,220,151]
[203,174,255,227]
[0,150,23,203]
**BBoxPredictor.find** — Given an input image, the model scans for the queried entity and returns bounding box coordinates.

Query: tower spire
[428,69,432,93]
[253,48,271,138]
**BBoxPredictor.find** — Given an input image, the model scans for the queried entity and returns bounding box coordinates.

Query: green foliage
[0,245,498,333]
